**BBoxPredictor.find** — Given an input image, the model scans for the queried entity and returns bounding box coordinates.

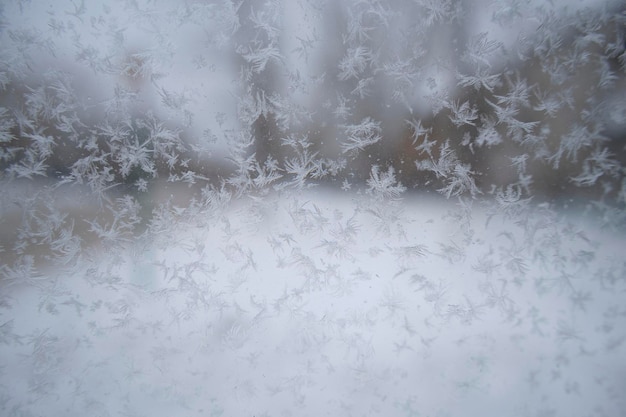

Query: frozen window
[1,0,625,416]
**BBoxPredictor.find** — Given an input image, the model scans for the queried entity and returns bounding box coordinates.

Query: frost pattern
[1,0,625,416]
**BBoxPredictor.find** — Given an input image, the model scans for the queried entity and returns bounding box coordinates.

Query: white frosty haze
[3,190,625,417]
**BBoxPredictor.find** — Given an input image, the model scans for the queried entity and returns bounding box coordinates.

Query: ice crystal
[1,0,625,416]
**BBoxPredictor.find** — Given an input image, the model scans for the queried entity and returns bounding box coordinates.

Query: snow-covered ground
[2,190,625,417]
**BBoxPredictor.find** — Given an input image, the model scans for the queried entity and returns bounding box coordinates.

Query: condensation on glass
[1,1,625,416]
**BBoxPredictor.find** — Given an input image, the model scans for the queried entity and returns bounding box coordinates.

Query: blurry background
[1,0,625,266]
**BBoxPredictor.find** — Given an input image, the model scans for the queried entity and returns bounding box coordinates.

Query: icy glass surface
[1,1,625,416]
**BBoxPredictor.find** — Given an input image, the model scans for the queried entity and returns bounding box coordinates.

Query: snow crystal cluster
[1,0,625,416]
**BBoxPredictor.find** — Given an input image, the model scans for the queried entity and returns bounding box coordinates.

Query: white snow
[3,190,625,417]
